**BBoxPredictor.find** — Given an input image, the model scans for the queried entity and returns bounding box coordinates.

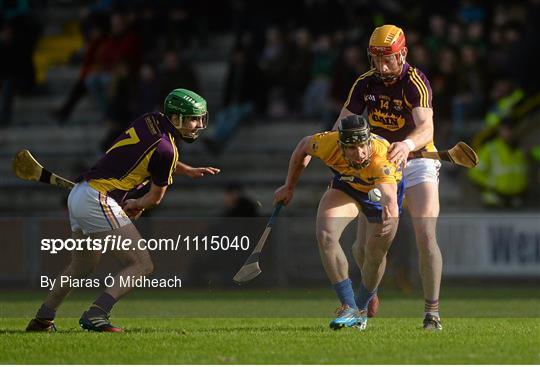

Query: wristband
[403,139,415,151]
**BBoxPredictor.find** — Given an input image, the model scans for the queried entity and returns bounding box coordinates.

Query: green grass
[1,288,539,364]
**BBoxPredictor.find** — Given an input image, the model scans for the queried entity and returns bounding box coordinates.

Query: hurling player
[275,115,403,330]
[333,25,442,330]
[26,89,219,332]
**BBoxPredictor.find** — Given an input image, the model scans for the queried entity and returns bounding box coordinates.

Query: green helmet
[164,88,208,142]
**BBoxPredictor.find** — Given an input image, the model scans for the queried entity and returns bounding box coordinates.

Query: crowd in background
[0,0,42,127]
[1,0,539,208]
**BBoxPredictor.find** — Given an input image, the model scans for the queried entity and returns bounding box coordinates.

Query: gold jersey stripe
[344,69,376,108]
[408,68,426,106]
[408,69,426,107]
[119,138,162,181]
[166,133,179,185]
[415,68,430,107]
[409,68,429,107]
[89,147,158,193]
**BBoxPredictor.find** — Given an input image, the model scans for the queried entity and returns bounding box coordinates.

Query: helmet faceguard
[338,115,373,169]
[169,113,208,143]
[368,25,407,83]
[164,88,208,143]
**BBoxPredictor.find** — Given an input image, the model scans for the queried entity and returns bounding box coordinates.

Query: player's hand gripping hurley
[12,149,75,189]
[233,202,284,284]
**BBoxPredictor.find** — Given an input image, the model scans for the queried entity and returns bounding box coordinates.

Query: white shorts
[404,158,441,189]
[68,181,132,235]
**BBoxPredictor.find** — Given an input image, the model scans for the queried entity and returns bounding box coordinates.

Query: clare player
[274,114,403,330]
[26,89,220,332]
[333,25,443,330]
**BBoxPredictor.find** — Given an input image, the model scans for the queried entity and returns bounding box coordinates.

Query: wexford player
[274,115,403,330]
[26,89,219,332]
[333,25,443,330]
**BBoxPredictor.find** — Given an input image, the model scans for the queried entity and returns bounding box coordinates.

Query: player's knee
[352,240,365,258]
[70,267,89,278]
[316,229,339,251]
[365,248,385,264]
[138,259,154,276]
[70,258,100,277]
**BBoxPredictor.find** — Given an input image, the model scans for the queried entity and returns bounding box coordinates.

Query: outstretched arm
[273,136,313,205]
[175,161,221,178]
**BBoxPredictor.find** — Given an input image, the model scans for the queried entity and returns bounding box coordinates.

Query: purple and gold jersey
[344,63,436,152]
[307,131,402,193]
[79,112,179,204]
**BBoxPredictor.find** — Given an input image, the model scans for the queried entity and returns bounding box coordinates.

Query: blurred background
[0,0,539,290]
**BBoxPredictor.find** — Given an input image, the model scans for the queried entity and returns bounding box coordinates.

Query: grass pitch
[1,287,539,364]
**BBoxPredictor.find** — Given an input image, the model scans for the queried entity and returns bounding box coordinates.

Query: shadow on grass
[124,325,323,333]
[0,329,82,334]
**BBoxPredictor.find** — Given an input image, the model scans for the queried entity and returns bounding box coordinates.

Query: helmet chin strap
[179,128,202,143]
[170,115,206,142]
[340,143,373,169]
[180,135,196,143]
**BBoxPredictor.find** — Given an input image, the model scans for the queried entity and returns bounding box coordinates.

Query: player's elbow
[295,137,312,163]
[147,192,165,207]
[298,136,311,153]
[149,196,163,206]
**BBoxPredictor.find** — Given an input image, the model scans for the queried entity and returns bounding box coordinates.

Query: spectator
[202,45,264,155]
[221,182,259,217]
[0,21,16,127]
[285,28,312,116]
[468,120,529,208]
[431,47,458,127]
[259,27,290,118]
[452,44,486,141]
[51,14,109,124]
[85,12,141,120]
[156,51,199,104]
[0,1,41,126]
[409,42,432,77]
[302,34,336,121]
[100,60,137,151]
[134,63,160,116]
[426,14,447,55]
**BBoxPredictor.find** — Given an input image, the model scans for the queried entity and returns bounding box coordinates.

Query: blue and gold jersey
[79,112,179,203]
[307,131,402,193]
[344,63,436,152]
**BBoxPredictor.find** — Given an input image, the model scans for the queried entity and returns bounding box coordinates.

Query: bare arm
[273,136,313,205]
[285,136,313,188]
[175,161,220,178]
[377,182,398,218]
[408,107,434,151]
[376,182,399,237]
[124,183,168,211]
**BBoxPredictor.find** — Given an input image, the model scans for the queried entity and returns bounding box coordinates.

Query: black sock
[36,303,56,320]
[87,292,117,317]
